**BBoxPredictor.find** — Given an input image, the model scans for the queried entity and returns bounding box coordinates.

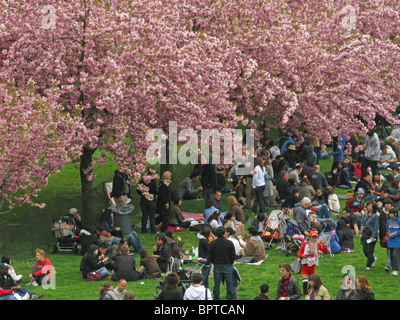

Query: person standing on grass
[361,201,379,270]
[136,171,158,234]
[362,128,380,175]
[252,157,266,215]
[297,229,329,296]
[275,263,302,300]
[156,171,172,232]
[208,226,236,300]
[386,208,400,276]
[183,272,212,300]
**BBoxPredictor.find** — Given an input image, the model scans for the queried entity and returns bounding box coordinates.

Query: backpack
[53,221,70,238]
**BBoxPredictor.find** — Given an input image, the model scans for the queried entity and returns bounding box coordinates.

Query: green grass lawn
[2,151,399,300]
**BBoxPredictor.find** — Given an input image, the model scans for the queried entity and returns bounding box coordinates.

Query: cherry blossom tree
[183,0,400,143]
[0,0,242,224]
[0,81,86,213]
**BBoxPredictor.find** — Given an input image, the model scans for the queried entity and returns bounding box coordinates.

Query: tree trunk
[80,147,96,227]
[160,135,174,180]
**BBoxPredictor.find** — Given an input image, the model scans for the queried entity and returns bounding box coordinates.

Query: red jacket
[0,287,14,297]
[298,241,329,266]
[34,258,53,279]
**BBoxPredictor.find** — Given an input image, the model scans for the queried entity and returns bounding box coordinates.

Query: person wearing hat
[275,263,302,300]
[280,131,295,155]
[297,228,329,296]
[0,263,43,300]
[345,187,365,218]
[69,208,83,231]
[354,172,376,202]
[283,144,300,169]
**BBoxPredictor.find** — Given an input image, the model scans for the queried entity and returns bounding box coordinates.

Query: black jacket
[80,246,105,279]
[208,237,235,265]
[201,164,217,188]
[136,178,158,202]
[111,170,131,199]
[156,181,171,215]
[153,244,172,272]
[111,254,142,282]
[0,272,17,289]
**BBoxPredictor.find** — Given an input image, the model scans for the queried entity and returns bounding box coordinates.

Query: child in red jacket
[297,229,329,297]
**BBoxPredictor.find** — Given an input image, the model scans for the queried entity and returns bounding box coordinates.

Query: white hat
[301,197,311,205]
[69,208,78,215]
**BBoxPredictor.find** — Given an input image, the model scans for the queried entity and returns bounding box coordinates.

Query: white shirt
[252,165,266,188]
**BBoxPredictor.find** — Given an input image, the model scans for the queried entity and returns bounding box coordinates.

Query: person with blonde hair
[227,195,246,224]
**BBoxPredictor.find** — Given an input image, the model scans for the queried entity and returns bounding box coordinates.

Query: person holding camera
[361,201,379,270]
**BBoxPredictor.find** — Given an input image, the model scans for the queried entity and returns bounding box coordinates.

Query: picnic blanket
[181,212,204,221]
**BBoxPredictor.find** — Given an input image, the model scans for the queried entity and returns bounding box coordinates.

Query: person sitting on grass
[28,249,53,287]
[153,233,172,273]
[137,248,161,279]
[0,263,44,300]
[80,244,110,280]
[240,226,266,262]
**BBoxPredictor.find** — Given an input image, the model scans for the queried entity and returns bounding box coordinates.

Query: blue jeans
[253,185,266,214]
[201,264,211,288]
[387,247,392,269]
[213,264,235,300]
[96,267,110,278]
[0,295,17,300]
[316,204,337,227]
[363,239,377,268]
[126,231,143,253]
[203,187,213,208]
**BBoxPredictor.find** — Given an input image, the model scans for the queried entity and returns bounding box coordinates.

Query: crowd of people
[94,126,399,300]
[3,126,400,301]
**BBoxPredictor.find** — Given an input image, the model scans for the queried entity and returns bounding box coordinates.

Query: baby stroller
[263,210,282,250]
[276,213,304,257]
[51,216,79,254]
[153,258,205,299]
